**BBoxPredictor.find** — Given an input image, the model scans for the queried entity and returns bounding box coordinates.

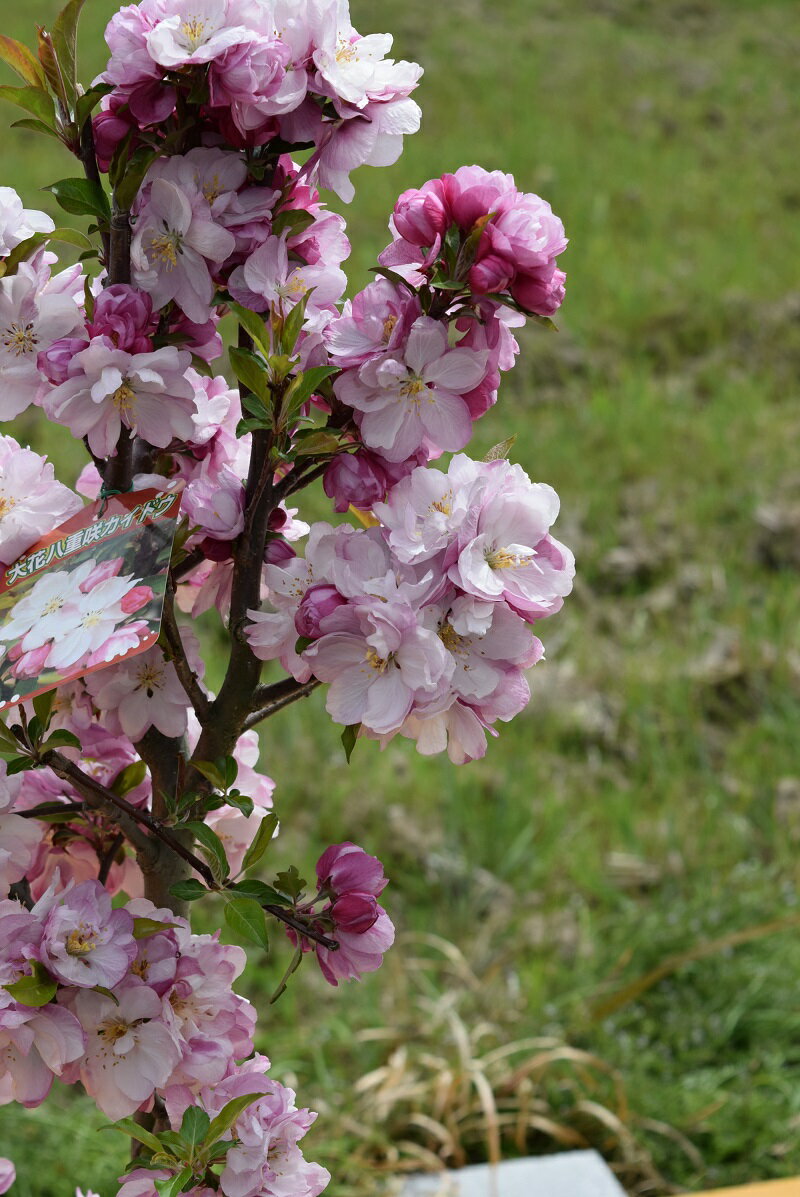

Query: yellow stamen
[148,232,180,270]
[111,381,137,416]
[2,322,38,356]
[485,547,533,570]
[180,17,208,50]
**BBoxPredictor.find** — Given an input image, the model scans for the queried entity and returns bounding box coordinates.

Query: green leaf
[271,208,315,239]
[132,917,177,940]
[239,391,269,420]
[10,117,59,139]
[32,690,55,728]
[280,292,310,356]
[341,723,360,764]
[224,896,270,951]
[50,0,87,107]
[49,225,94,249]
[273,864,306,902]
[0,36,46,87]
[293,429,342,458]
[186,821,230,883]
[100,1117,164,1156]
[282,366,338,416]
[45,177,110,221]
[92,985,119,1005]
[4,964,57,1008]
[191,759,226,790]
[236,416,270,437]
[228,301,271,356]
[43,728,82,751]
[74,82,113,130]
[5,756,35,776]
[483,435,517,463]
[229,346,270,402]
[179,1105,210,1150]
[367,265,418,293]
[0,720,20,751]
[204,1093,262,1147]
[154,1167,193,1197]
[112,760,148,797]
[229,878,291,907]
[115,146,161,209]
[224,791,254,818]
[169,878,208,902]
[240,812,279,874]
[218,756,238,790]
[0,85,55,127]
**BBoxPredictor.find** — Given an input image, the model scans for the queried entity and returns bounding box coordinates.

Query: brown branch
[243,678,320,731]
[79,116,110,264]
[171,547,205,583]
[162,584,211,721]
[97,831,125,886]
[263,904,338,952]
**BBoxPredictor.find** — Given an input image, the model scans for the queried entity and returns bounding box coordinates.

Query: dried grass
[318,934,696,1196]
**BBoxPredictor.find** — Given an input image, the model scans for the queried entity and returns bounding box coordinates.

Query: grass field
[2,0,800,1193]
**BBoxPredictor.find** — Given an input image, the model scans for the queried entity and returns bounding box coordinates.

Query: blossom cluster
[96,0,423,201]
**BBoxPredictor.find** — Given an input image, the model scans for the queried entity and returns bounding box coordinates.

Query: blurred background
[2,0,800,1192]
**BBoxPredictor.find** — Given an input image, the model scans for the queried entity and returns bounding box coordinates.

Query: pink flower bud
[510,267,567,317]
[330,892,379,933]
[264,537,296,565]
[468,251,513,295]
[80,557,124,593]
[11,643,51,678]
[294,584,347,639]
[0,1158,15,1195]
[120,585,154,614]
[323,451,388,514]
[88,284,154,353]
[393,184,448,246]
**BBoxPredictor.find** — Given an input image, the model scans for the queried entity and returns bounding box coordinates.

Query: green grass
[3,0,800,1192]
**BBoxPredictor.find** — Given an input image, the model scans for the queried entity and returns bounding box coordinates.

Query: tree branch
[42,751,158,863]
[79,115,110,265]
[243,678,320,731]
[162,583,211,721]
[263,905,338,952]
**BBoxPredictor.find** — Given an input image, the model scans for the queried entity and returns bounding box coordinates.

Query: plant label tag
[0,487,181,711]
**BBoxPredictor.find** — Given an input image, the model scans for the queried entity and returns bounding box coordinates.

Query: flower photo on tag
[0,489,180,710]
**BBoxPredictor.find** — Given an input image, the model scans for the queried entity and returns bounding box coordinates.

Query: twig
[79,115,110,264]
[263,904,338,952]
[171,547,205,583]
[162,583,211,721]
[243,678,320,731]
[97,831,125,886]
[18,801,85,819]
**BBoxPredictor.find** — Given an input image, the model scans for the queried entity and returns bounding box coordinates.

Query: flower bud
[294,584,347,639]
[393,185,448,246]
[330,892,379,933]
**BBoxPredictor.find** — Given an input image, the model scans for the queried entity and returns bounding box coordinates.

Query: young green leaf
[483,435,516,462]
[32,690,55,729]
[42,728,82,751]
[190,760,226,790]
[132,917,178,940]
[154,1166,194,1197]
[0,37,46,87]
[228,301,271,356]
[282,366,339,417]
[240,812,279,874]
[186,822,230,883]
[179,1105,210,1150]
[169,878,208,902]
[45,177,110,221]
[4,964,57,1008]
[229,878,291,907]
[273,865,306,902]
[0,85,56,127]
[229,346,270,402]
[223,791,254,818]
[100,1117,164,1156]
[224,897,270,951]
[112,760,148,797]
[341,723,360,764]
[204,1093,261,1146]
[50,0,87,107]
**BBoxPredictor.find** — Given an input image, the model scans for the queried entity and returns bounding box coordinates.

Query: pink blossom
[71,979,181,1121]
[324,278,420,367]
[177,1056,329,1197]
[0,1158,13,1194]
[131,178,235,322]
[0,256,85,419]
[229,235,346,330]
[0,187,54,257]
[37,880,137,989]
[0,994,86,1107]
[44,341,198,457]
[0,434,83,566]
[294,584,347,639]
[334,316,488,462]
[87,284,155,352]
[0,762,43,895]
[87,643,199,741]
[183,464,245,541]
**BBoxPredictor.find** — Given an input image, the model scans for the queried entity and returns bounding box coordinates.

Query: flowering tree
[0,1,573,1193]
